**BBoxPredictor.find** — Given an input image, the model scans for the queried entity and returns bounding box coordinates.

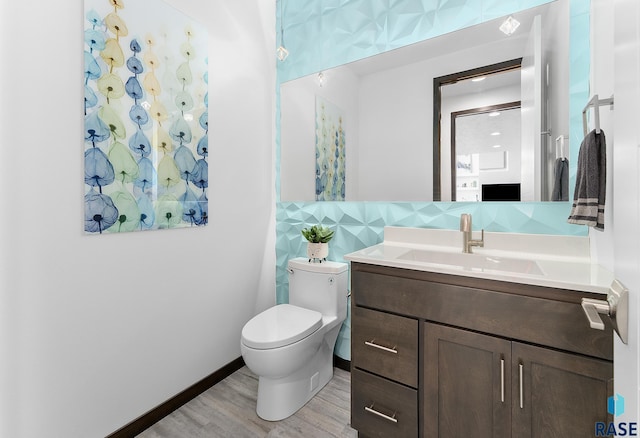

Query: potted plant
[301,224,334,261]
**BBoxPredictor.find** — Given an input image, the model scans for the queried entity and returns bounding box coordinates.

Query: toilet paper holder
[581,279,628,344]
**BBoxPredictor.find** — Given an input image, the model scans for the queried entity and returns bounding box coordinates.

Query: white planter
[307,242,329,260]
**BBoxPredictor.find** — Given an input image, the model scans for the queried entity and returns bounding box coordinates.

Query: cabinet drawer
[352,306,418,387]
[352,368,418,438]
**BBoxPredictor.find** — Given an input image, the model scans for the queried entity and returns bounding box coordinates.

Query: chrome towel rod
[582,94,614,136]
[555,135,568,159]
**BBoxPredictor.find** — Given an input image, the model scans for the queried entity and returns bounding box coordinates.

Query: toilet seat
[241,304,322,350]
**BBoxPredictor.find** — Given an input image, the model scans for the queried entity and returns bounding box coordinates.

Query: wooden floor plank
[137,367,356,438]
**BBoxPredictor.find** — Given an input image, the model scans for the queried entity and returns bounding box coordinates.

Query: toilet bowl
[240,258,348,421]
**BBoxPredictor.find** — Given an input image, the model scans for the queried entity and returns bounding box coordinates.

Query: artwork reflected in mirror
[315,97,346,201]
[279,0,571,203]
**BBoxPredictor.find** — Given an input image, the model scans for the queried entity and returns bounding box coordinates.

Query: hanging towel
[551,157,569,201]
[567,129,606,229]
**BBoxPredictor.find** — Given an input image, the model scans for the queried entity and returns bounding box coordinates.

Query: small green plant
[301,224,335,243]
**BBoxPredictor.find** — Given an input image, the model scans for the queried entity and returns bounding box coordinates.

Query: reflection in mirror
[436,61,524,201]
[280,0,571,203]
[435,1,569,201]
[452,102,521,202]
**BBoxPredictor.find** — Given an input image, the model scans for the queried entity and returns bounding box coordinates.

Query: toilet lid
[241,304,322,350]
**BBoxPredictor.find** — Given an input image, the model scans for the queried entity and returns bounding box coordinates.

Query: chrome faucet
[460,213,484,253]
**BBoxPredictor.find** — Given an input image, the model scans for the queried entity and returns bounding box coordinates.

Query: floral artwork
[315,97,345,201]
[456,154,474,174]
[83,0,208,233]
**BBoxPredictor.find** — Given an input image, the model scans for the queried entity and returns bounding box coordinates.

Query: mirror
[280,0,571,202]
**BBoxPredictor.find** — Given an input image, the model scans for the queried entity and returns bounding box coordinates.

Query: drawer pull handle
[519,363,524,409]
[364,340,398,354]
[500,358,505,403]
[364,403,398,424]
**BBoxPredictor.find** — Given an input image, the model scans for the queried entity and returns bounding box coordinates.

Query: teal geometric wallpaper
[275,0,590,360]
[277,0,558,83]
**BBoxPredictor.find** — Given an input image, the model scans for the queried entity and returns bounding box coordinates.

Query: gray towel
[567,129,606,229]
[551,157,569,201]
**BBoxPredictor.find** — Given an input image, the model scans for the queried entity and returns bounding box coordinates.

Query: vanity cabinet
[424,323,613,438]
[350,262,613,438]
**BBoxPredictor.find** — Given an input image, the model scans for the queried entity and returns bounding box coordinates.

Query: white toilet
[240,257,348,421]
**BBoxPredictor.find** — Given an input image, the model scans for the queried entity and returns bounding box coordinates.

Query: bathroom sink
[397,249,544,276]
[345,227,615,293]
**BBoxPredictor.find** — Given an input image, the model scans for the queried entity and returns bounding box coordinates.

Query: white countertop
[344,227,614,295]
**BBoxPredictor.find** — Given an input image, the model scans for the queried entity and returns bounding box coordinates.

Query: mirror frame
[433,58,523,201]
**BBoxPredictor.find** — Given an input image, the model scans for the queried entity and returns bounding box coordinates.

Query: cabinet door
[512,342,613,438]
[424,323,511,438]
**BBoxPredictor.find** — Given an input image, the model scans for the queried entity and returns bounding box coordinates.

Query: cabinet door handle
[519,363,524,409]
[364,340,398,354]
[364,403,398,423]
[500,358,505,403]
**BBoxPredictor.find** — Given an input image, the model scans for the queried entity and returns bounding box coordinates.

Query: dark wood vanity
[350,261,613,438]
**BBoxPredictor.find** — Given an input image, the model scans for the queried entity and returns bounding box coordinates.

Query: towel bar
[555,135,568,158]
[582,94,614,136]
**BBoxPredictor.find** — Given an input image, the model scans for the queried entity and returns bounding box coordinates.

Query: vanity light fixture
[471,76,486,82]
[276,0,289,61]
[499,15,520,36]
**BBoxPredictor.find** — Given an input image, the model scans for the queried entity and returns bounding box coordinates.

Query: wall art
[84,0,208,233]
[315,96,345,201]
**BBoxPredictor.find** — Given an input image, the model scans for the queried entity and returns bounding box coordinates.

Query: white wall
[611,0,640,423]
[591,0,640,423]
[543,0,570,188]
[0,1,276,437]
[358,64,432,201]
[589,0,616,268]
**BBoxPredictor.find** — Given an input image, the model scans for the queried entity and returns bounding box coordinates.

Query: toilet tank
[288,258,348,319]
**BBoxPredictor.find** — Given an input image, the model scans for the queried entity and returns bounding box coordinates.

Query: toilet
[240,257,348,421]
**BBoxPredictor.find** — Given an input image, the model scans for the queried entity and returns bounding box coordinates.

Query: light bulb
[277,45,289,61]
[499,16,520,36]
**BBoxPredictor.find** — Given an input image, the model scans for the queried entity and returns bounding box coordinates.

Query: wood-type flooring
[137,366,356,438]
